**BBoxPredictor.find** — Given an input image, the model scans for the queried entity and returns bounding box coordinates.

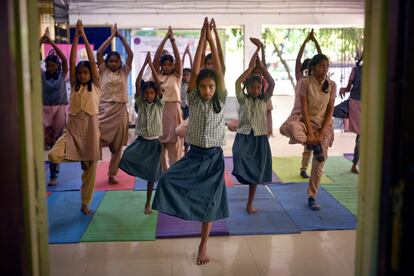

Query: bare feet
[197,245,209,265]
[246,204,257,214]
[351,164,359,174]
[81,204,92,215]
[108,176,119,185]
[144,203,152,215]
[48,177,58,186]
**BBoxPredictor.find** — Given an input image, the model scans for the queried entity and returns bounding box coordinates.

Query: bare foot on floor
[48,177,58,186]
[246,204,257,214]
[81,204,92,215]
[197,245,209,265]
[351,165,359,174]
[108,176,119,185]
[144,203,152,215]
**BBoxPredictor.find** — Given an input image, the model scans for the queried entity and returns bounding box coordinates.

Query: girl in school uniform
[39,28,69,186]
[48,20,101,215]
[152,18,228,265]
[97,24,133,184]
[333,57,363,174]
[152,26,183,171]
[280,30,322,179]
[285,54,336,210]
[119,52,164,215]
[232,54,275,214]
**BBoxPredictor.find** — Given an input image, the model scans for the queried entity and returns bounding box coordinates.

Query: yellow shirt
[69,83,101,116]
[99,64,130,103]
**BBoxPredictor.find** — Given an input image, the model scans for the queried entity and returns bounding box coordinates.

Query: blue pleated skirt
[119,136,162,182]
[152,145,229,222]
[232,131,272,185]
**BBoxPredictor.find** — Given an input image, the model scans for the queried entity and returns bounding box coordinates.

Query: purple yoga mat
[224,156,281,184]
[156,212,229,238]
[343,153,354,162]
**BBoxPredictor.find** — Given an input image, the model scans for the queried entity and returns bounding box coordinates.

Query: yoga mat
[321,156,359,216]
[323,156,355,178]
[268,183,356,231]
[48,191,105,244]
[224,156,281,184]
[225,186,300,235]
[134,170,234,190]
[46,162,82,192]
[343,153,354,162]
[156,212,229,238]
[81,191,157,242]
[134,177,158,191]
[94,161,135,191]
[272,157,334,184]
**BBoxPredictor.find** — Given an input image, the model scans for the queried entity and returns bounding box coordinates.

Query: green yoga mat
[272,157,334,184]
[81,191,157,242]
[322,156,359,215]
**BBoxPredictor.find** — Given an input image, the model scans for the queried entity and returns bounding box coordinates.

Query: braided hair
[242,74,264,98]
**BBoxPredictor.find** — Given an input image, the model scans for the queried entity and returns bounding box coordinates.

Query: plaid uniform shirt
[236,91,269,136]
[185,89,227,148]
[135,95,164,137]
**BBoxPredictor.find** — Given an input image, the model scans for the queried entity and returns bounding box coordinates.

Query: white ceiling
[65,0,365,27]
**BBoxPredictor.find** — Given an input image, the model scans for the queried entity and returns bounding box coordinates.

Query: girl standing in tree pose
[97,24,133,184]
[152,26,183,171]
[48,20,101,215]
[119,52,163,214]
[152,18,228,265]
[40,28,69,186]
[280,29,323,179]
[284,54,336,210]
[232,53,275,214]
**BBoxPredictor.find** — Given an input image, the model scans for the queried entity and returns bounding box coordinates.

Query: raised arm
[97,24,116,66]
[77,20,100,85]
[182,45,193,69]
[206,19,225,93]
[295,31,311,81]
[188,18,208,93]
[250,37,265,66]
[117,28,134,67]
[168,27,182,78]
[153,31,169,73]
[210,19,226,75]
[235,54,257,100]
[69,25,80,87]
[147,53,162,99]
[135,55,149,96]
[309,29,322,54]
[257,58,275,101]
[43,28,69,77]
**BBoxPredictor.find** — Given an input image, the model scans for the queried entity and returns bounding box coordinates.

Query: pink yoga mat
[94,161,135,191]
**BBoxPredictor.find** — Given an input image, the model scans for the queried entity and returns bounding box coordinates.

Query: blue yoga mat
[134,177,158,191]
[225,186,300,235]
[48,191,105,244]
[268,183,356,231]
[46,162,82,192]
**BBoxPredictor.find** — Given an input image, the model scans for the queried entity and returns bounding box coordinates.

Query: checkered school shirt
[236,92,270,136]
[185,89,227,148]
[135,95,164,138]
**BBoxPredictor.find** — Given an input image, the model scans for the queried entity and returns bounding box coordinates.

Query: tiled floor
[50,97,358,275]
